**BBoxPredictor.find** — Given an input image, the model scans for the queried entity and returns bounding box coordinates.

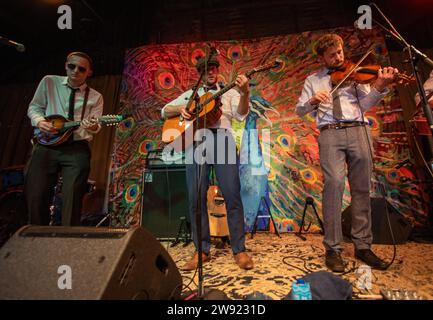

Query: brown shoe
[234,252,254,270]
[182,252,210,271]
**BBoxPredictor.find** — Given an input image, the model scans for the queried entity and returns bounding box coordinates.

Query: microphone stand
[371,3,433,169]
[189,47,218,299]
[370,2,433,227]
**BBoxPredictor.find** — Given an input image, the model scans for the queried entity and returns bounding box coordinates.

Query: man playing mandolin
[161,56,254,270]
[26,51,103,226]
[296,34,399,272]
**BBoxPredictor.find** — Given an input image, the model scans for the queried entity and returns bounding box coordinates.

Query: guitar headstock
[246,59,282,78]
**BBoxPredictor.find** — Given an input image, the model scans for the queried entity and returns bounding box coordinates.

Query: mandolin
[34,114,126,146]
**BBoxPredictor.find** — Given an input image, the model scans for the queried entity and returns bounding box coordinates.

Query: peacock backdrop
[108,26,429,233]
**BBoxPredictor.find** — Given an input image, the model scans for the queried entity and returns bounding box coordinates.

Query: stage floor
[162,233,433,300]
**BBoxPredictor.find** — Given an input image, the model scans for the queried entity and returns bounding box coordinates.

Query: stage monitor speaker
[341,197,413,244]
[141,167,189,239]
[0,225,182,300]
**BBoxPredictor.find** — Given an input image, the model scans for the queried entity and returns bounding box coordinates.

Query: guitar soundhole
[210,213,225,218]
[215,198,225,206]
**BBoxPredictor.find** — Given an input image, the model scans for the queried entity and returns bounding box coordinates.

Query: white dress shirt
[296,68,388,128]
[28,75,104,141]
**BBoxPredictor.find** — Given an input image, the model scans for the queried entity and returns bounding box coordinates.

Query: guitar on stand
[161,60,281,151]
[33,114,126,146]
[206,168,230,248]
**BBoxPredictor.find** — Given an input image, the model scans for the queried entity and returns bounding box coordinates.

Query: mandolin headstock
[99,114,128,126]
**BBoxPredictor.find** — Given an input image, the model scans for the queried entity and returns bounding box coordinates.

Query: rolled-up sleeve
[161,91,192,119]
[356,83,389,112]
[230,89,249,122]
[28,76,49,127]
[296,76,317,117]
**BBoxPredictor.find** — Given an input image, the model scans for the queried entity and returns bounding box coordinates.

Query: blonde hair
[314,34,343,56]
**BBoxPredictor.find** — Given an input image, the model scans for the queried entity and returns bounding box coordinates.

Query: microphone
[0,36,25,52]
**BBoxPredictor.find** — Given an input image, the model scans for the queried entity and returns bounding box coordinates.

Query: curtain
[0,74,122,215]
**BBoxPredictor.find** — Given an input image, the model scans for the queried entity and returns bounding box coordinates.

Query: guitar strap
[80,86,90,121]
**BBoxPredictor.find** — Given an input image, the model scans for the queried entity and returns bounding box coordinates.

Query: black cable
[282,256,313,274]
[182,264,199,294]
[282,255,359,275]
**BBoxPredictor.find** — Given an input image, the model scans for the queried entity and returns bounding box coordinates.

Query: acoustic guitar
[161,59,280,151]
[33,114,126,146]
[207,185,229,238]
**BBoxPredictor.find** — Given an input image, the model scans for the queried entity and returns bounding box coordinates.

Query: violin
[329,60,414,87]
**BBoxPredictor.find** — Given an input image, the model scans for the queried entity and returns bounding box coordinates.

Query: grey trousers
[318,125,373,252]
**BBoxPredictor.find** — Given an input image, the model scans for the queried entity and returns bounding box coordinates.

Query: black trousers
[24,141,91,226]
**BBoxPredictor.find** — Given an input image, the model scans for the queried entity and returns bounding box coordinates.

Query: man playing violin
[296,34,398,272]
[26,52,103,226]
[161,56,254,270]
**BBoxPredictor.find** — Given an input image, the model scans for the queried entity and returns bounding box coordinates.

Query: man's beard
[330,61,344,69]
[205,78,217,86]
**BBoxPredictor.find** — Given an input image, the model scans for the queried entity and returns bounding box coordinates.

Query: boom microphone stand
[189,47,219,299]
[370,2,433,168]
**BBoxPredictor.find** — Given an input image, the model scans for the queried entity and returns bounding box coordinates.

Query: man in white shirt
[161,56,254,270]
[415,69,433,108]
[296,34,398,272]
[26,52,104,226]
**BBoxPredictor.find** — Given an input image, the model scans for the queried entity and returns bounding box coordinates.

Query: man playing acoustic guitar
[161,56,254,270]
[26,52,103,226]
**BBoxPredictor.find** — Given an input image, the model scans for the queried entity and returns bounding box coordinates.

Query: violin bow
[330,47,375,95]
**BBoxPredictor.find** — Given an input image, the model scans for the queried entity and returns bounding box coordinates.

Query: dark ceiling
[1,0,432,84]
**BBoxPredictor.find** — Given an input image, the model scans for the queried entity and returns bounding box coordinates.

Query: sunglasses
[67,63,87,73]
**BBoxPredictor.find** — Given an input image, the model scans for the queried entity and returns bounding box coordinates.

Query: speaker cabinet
[341,197,413,244]
[0,225,182,300]
[141,167,189,239]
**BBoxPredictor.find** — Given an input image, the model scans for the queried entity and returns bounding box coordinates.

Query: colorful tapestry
[108,26,428,231]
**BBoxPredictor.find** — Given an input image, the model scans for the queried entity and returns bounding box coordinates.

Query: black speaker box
[141,167,189,239]
[341,197,413,244]
[0,225,182,300]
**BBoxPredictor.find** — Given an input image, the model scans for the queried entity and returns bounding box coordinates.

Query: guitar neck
[201,62,276,105]
[202,82,237,106]
[64,120,82,129]
[61,115,124,129]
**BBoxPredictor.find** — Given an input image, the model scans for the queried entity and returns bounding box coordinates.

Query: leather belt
[319,121,366,132]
